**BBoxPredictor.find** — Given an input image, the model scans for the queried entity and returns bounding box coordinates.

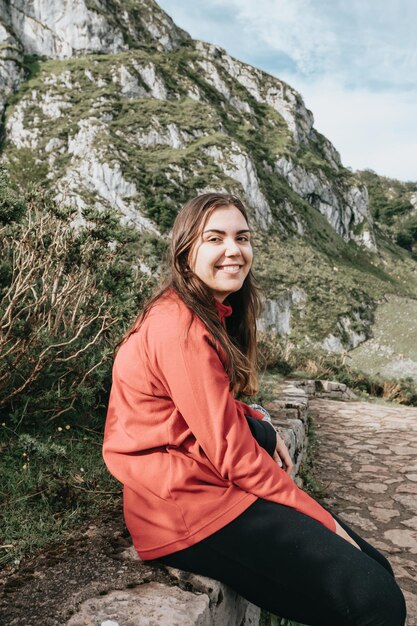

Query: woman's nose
[224,240,241,255]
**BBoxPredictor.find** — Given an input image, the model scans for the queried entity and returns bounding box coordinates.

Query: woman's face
[188,205,253,302]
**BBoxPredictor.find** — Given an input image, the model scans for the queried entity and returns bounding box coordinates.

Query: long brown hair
[122,192,262,396]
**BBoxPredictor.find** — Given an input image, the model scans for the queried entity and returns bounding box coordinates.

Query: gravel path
[310,398,417,625]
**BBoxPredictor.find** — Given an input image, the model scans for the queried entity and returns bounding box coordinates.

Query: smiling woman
[102,192,406,626]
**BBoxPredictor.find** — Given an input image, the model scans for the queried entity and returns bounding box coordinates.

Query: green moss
[22,54,42,80]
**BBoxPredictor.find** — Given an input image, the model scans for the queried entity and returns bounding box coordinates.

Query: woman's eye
[206,236,250,243]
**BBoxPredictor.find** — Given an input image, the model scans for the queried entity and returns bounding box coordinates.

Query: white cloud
[167,0,417,88]
[283,74,417,181]
[222,0,339,76]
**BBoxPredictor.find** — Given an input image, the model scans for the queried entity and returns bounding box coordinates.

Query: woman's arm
[150,316,336,533]
[245,414,277,457]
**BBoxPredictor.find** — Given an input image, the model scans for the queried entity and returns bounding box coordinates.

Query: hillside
[1,0,417,352]
[357,169,417,255]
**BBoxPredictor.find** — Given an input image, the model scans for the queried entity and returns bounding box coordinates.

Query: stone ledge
[66,545,261,626]
[66,579,260,626]
[264,382,310,480]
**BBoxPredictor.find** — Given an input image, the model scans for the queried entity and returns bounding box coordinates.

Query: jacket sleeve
[151,316,336,533]
[235,400,265,420]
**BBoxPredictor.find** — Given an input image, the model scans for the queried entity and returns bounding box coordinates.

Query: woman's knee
[345,573,407,626]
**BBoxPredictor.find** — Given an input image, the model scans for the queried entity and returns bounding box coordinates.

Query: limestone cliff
[0,0,188,114]
[1,0,416,350]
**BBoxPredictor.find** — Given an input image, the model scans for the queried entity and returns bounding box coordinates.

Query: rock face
[275,156,375,248]
[322,308,374,352]
[2,0,124,58]
[0,0,383,349]
[258,290,374,352]
[0,18,25,116]
[0,0,189,58]
[258,288,308,336]
[0,0,189,113]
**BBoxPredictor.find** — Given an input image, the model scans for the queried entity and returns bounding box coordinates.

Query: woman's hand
[270,426,360,551]
[273,433,294,475]
[334,519,362,550]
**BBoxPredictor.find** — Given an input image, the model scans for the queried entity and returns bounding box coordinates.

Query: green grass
[348,294,417,382]
[260,612,307,626]
[0,422,120,569]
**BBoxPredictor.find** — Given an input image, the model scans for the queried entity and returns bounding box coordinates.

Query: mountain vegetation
[357,169,417,255]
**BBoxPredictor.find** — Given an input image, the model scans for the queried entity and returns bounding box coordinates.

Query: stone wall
[292,378,358,401]
[66,381,345,626]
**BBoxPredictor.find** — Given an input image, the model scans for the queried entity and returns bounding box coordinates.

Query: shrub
[257,332,293,374]
[396,230,413,251]
[0,166,26,224]
[0,195,150,425]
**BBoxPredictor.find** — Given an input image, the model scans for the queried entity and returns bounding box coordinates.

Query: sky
[157,0,417,182]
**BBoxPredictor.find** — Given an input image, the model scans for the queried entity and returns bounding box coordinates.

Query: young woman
[103,193,406,626]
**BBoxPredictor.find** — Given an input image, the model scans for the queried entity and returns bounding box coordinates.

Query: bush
[396,230,413,251]
[0,194,151,425]
[0,166,26,224]
[258,332,293,374]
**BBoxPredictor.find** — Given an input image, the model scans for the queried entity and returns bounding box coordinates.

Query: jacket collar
[214,299,233,322]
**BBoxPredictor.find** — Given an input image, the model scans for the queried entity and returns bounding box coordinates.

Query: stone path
[310,399,417,625]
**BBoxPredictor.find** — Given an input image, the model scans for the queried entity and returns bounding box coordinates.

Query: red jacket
[103,289,335,560]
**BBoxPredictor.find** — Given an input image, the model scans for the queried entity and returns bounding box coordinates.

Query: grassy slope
[0,424,120,569]
[348,295,417,381]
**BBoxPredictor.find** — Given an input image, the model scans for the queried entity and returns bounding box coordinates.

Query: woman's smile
[215,264,243,273]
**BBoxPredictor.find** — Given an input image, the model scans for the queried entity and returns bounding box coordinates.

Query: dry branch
[0,209,120,412]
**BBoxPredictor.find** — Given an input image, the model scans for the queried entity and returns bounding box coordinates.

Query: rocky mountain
[1,0,416,351]
[357,170,417,254]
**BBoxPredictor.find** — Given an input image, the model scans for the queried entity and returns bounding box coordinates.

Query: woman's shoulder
[117,290,221,374]
[116,292,186,359]
[139,289,204,343]
[146,289,190,323]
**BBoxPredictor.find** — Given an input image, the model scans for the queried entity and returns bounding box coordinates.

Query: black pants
[153,498,407,626]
